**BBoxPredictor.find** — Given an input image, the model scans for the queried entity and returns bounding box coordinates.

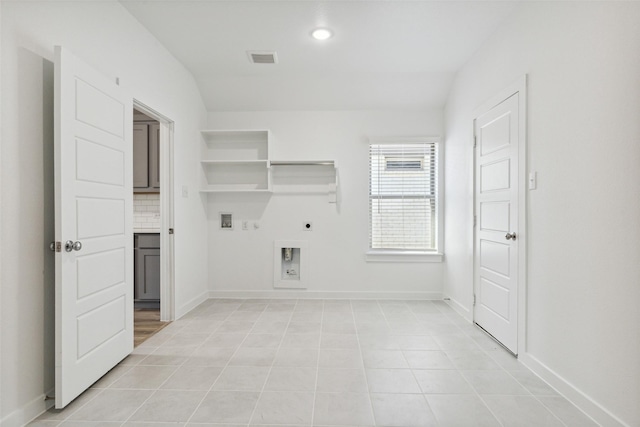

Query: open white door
[54,46,133,408]
[474,93,520,354]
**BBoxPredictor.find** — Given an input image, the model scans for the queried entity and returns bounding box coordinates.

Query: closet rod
[270,161,335,166]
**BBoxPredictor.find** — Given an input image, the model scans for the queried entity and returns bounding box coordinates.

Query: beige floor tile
[273,347,319,367]
[109,365,177,389]
[322,322,357,334]
[320,333,359,349]
[366,368,421,393]
[313,392,375,426]
[370,393,437,426]
[161,365,223,390]
[426,394,500,426]
[212,366,269,391]
[183,346,236,367]
[204,333,246,348]
[140,346,195,366]
[509,370,558,396]
[462,370,529,395]
[128,390,205,422]
[241,333,283,348]
[537,396,599,427]
[316,368,368,393]
[217,321,256,334]
[68,389,153,421]
[413,369,474,394]
[395,335,440,350]
[445,350,502,370]
[481,395,565,427]
[318,348,363,369]
[189,391,260,424]
[228,347,277,366]
[280,333,321,348]
[250,391,314,425]
[264,367,317,391]
[403,350,455,369]
[361,349,408,369]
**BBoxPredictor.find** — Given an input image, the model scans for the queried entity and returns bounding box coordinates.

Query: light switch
[242,220,248,230]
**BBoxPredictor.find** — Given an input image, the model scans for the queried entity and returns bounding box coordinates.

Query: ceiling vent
[247,51,278,64]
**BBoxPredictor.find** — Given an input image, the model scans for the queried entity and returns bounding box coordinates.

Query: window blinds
[369,142,438,251]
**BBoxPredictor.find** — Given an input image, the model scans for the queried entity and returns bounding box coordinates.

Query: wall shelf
[199,130,338,201]
[200,129,270,193]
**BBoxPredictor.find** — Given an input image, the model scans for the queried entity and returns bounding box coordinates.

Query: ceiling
[120,1,518,111]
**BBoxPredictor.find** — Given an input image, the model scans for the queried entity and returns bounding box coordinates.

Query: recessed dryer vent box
[274,240,308,289]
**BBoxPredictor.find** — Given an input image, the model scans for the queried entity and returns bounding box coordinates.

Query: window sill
[365,250,443,263]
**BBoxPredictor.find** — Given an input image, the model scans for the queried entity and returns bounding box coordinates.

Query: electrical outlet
[242,220,248,230]
[253,222,260,230]
[303,222,313,231]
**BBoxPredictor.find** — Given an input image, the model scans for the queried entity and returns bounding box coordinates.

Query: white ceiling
[120,1,518,111]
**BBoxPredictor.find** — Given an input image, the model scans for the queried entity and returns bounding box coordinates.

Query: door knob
[65,240,82,252]
[505,232,517,241]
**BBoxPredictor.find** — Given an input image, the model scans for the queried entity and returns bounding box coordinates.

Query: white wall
[443,3,640,426]
[207,110,444,298]
[0,2,208,425]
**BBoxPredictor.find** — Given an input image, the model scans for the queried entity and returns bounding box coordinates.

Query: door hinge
[49,241,62,252]
[168,228,174,235]
[473,135,477,148]
[473,215,477,228]
[473,294,477,306]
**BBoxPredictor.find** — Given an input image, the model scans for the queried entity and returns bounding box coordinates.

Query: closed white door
[474,93,519,354]
[54,46,133,408]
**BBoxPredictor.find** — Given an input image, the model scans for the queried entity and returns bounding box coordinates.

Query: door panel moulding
[472,75,527,357]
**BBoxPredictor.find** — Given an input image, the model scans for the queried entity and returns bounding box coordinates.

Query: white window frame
[366,136,443,263]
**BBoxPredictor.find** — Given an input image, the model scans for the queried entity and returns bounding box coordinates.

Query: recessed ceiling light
[311,28,333,40]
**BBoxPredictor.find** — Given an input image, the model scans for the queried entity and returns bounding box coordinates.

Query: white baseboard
[519,352,629,427]
[175,290,210,319]
[208,290,443,300]
[1,389,53,427]
[443,295,472,321]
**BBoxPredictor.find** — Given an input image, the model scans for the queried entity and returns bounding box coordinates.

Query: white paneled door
[474,93,519,354]
[54,46,133,408]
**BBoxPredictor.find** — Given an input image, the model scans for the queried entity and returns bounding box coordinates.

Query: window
[369,140,439,252]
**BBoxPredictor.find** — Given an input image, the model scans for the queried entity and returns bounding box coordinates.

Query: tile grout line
[307,299,325,427]
[376,299,442,425]
[173,300,256,426]
[432,301,508,427]
[119,304,232,425]
[245,299,299,426]
[353,300,379,427]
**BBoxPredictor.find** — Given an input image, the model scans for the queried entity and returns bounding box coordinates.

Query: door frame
[472,75,527,356]
[133,100,175,322]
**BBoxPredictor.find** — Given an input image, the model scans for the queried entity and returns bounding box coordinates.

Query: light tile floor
[30,299,599,427]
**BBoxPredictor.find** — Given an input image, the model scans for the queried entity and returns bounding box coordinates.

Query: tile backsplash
[134,194,160,230]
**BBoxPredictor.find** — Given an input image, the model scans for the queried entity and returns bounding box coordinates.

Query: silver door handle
[65,240,82,252]
[505,232,517,241]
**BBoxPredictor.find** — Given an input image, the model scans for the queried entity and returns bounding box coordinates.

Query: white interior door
[54,46,133,408]
[474,93,519,354]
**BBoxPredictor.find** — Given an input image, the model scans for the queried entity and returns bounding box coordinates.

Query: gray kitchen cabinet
[134,233,160,306]
[149,124,160,189]
[133,124,149,188]
[134,123,160,193]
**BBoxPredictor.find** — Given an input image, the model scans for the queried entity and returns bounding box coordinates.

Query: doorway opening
[132,101,175,346]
